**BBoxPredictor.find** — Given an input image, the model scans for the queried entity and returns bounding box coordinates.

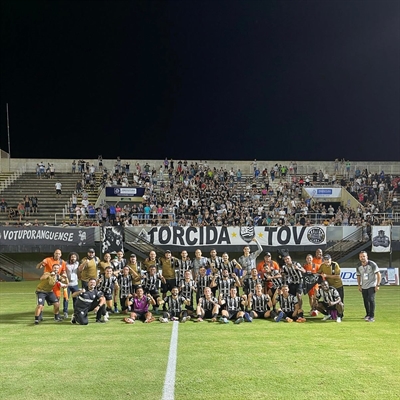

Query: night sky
[1,0,399,161]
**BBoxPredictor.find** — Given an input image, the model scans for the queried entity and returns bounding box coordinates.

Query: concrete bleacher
[0,157,399,226]
[0,172,83,225]
[1,158,400,176]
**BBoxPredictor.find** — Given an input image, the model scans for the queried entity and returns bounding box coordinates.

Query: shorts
[161,278,176,294]
[132,311,147,321]
[201,310,214,319]
[56,189,61,194]
[289,282,303,296]
[227,310,240,320]
[103,293,113,301]
[252,311,267,318]
[36,291,59,306]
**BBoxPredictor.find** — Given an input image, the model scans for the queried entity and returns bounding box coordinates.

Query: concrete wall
[1,154,400,176]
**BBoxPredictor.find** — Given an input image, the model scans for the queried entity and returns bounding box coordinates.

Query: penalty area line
[161,321,179,400]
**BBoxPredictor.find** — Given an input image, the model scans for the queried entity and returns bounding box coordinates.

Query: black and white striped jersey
[196,275,212,297]
[251,294,271,312]
[112,258,127,272]
[117,274,134,297]
[277,294,298,313]
[163,295,187,314]
[220,261,236,276]
[316,287,340,303]
[176,259,192,280]
[282,262,303,284]
[97,274,118,295]
[243,277,264,295]
[225,295,243,312]
[267,269,283,289]
[180,279,196,300]
[142,273,161,292]
[198,296,218,312]
[207,256,223,272]
[218,278,236,299]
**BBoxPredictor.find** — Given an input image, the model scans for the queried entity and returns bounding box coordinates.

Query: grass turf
[0,282,399,400]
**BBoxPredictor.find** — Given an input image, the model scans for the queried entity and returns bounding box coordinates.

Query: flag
[372,226,391,253]
[303,273,321,294]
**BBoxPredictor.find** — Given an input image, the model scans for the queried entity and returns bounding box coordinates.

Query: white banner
[372,226,391,253]
[133,226,327,247]
[340,268,398,286]
[304,187,342,198]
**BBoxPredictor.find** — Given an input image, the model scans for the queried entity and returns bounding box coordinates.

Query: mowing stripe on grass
[161,321,179,400]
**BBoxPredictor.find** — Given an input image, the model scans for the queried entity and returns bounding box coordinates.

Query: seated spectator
[0,199,7,212]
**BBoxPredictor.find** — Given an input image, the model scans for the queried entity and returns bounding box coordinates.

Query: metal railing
[324,227,371,262]
[54,212,176,226]
[0,165,27,193]
[0,253,24,279]
[295,212,400,224]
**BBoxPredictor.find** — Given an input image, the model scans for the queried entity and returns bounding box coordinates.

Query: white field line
[161,321,179,400]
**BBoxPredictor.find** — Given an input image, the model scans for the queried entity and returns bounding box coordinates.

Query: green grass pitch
[0,282,399,400]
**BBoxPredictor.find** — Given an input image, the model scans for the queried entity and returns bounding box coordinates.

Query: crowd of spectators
[62,158,399,229]
[0,158,399,228]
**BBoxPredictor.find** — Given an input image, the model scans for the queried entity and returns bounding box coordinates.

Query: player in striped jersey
[241,268,264,296]
[314,281,344,323]
[219,252,241,277]
[219,287,246,324]
[247,283,273,320]
[111,251,127,313]
[261,263,283,298]
[207,248,223,296]
[282,255,305,309]
[111,250,127,274]
[142,265,163,314]
[196,266,212,304]
[195,287,219,322]
[207,248,223,274]
[176,250,192,282]
[159,287,191,323]
[117,266,135,314]
[211,268,241,302]
[272,285,306,323]
[179,270,196,314]
[97,266,119,319]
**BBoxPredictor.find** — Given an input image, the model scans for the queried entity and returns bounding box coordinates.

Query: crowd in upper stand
[0,157,399,228]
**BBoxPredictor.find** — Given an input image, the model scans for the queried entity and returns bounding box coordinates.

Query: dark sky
[1,0,399,161]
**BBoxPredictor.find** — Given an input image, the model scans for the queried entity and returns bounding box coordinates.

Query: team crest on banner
[372,226,391,253]
[240,226,255,243]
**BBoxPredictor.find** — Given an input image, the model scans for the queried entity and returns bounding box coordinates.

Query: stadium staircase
[0,253,25,281]
[123,228,166,260]
[323,227,372,263]
[0,172,80,225]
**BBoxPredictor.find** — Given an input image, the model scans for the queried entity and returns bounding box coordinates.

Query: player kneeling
[313,281,344,323]
[71,278,107,325]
